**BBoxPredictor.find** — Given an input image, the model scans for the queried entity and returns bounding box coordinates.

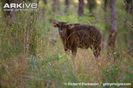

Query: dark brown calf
[52,21,102,58]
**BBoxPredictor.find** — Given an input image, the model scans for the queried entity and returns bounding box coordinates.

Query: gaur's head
[52,20,69,38]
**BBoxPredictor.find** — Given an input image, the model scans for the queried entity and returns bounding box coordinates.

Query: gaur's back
[68,24,101,48]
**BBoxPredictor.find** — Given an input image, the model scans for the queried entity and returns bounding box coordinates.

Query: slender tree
[104,0,110,11]
[124,0,133,14]
[52,0,60,12]
[1,0,16,25]
[65,0,70,13]
[108,0,117,49]
[87,0,96,13]
[39,0,48,19]
[78,0,84,16]
[43,0,47,4]
[124,0,133,54]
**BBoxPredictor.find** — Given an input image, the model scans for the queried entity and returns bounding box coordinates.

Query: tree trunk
[108,0,117,49]
[1,0,16,25]
[124,0,133,14]
[124,0,133,54]
[104,0,111,11]
[39,0,47,20]
[78,0,84,16]
[64,0,70,13]
[52,0,60,12]
[43,0,47,4]
[87,0,96,13]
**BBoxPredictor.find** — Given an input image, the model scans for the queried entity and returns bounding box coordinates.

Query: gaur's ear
[51,19,59,27]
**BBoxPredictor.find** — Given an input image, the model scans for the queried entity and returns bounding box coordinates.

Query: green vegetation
[0,0,133,88]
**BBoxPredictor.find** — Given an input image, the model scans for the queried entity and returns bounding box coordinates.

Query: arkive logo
[3,2,38,10]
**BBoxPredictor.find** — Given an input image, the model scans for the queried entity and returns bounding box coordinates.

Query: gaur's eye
[52,22,59,27]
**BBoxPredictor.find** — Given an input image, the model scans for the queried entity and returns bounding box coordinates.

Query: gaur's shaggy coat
[52,21,102,58]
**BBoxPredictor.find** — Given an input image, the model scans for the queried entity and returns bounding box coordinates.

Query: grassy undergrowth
[0,0,133,88]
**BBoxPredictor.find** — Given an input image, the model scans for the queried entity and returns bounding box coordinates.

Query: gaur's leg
[71,47,77,57]
[93,44,102,67]
[64,47,70,54]
[71,47,77,72]
[93,44,101,59]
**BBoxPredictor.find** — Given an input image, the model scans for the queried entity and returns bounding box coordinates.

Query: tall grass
[0,0,133,88]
